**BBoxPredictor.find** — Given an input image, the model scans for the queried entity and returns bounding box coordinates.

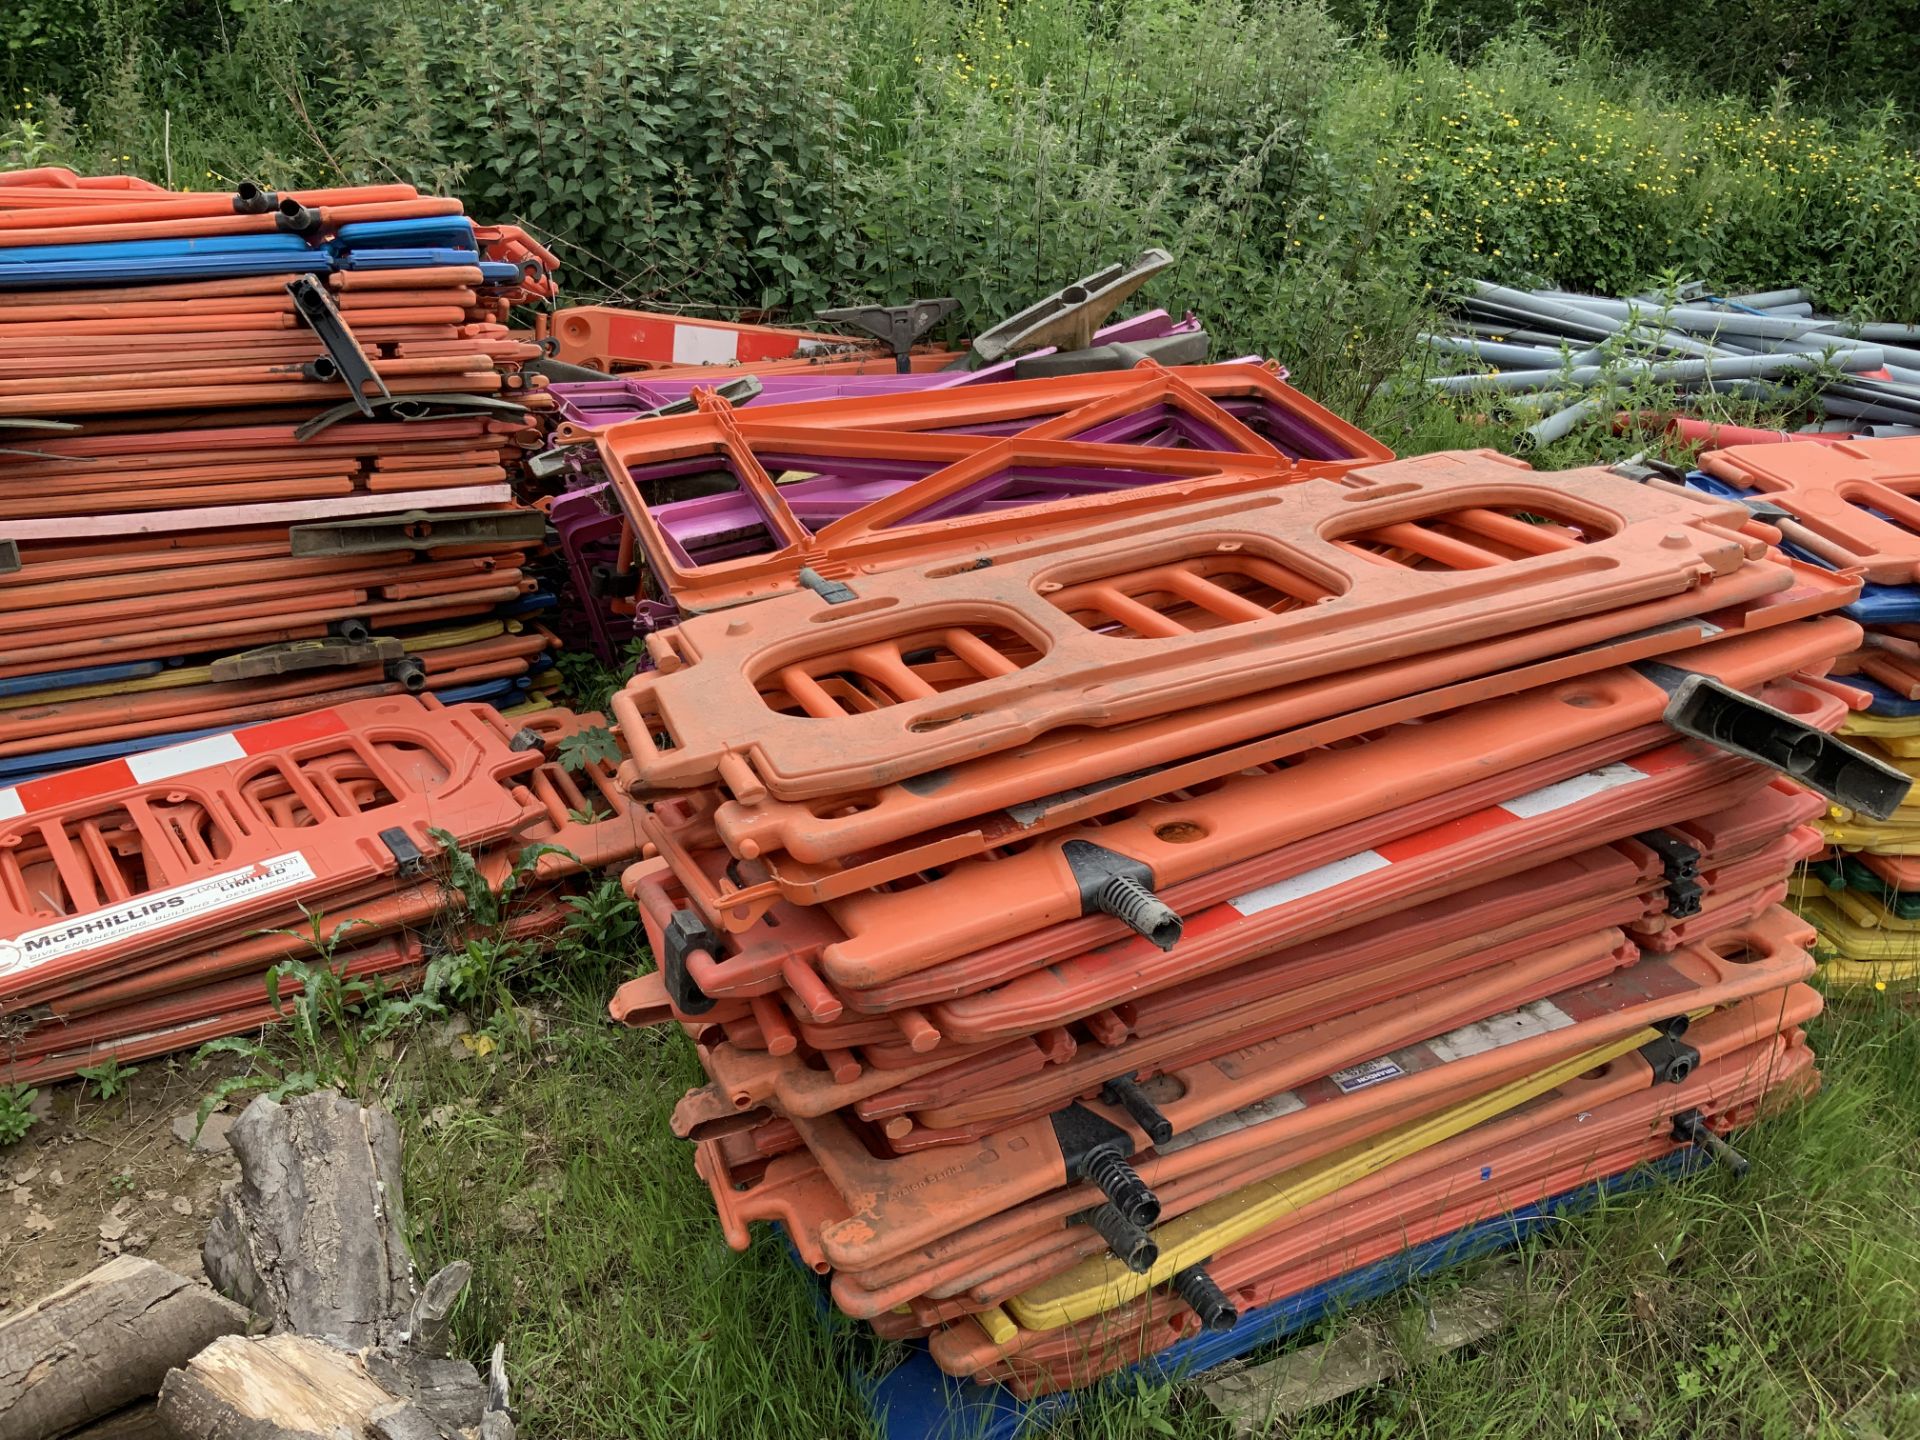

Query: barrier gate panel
[978,1049,1815,1393]
[615,458,1767,800]
[940,1017,1815,1328]
[655,608,1852,950]
[0,696,544,1007]
[663,752,1778,1128]
[824,983,1818,1314]
[590,365,1389,616]
[809,671,1840,987]
[1701,436,1920,583]
[714,921,1811,1273]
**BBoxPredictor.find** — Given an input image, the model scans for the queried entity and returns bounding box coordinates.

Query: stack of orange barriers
[0,695,646,1084]
[0,168,564,783]
[600,390,1903,1414]
[1682,437,1920,988]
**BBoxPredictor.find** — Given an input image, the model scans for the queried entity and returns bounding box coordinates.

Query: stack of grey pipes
[1423,280,1920,447]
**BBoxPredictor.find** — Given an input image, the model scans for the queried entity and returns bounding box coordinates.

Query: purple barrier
[546,309,1202,427]
[543,311,1309,660]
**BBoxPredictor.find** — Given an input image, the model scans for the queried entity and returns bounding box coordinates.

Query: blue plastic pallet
[1849,675,1920,718]
[849,1152,1702,1440]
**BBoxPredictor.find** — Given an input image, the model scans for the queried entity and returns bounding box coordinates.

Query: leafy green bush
[1347,37,1920,317]
[7,0,1920,428]
[317,0,863,310]
[1326,0,1920,119]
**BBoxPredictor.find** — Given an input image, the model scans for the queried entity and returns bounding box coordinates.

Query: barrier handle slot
[1081,1203,1159,1274]
[1051,1102,1160,1227]
[1636,660,1914,819]
[1101,1075,1175,1148]
[1172,1264,1238,1331]
[287,273,389,417]
[1636,1035,1700,1085]
[663,910,721,1016]
[1063,840,1183,951]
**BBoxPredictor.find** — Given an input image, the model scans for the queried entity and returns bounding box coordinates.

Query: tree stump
[0,1256,249,1440]
[189,1092,508,1438]
[202,1090,418,1351]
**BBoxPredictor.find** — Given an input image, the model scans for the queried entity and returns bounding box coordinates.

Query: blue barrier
[0,659,168,699]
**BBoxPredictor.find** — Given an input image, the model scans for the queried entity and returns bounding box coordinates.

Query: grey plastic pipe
[1473,284,1724,357]
[1841,323,1920,345]
[1519,397,1599,448]
[1420,334,1573,368]
[1546,296,1835,341]
[1819,396,1920,425]
[1428,349,1879,394]
[1751,333,1920,367]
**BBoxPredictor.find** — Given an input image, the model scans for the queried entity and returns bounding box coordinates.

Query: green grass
[367,884,1920,1440]
[388,892,880,1437]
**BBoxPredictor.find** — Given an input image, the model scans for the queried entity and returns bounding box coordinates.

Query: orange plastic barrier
[614,455,1765,801]
[0,695,545,1008]
[818,984,1816,1317]
[1700,435,1920,583]
[665,579,1853,916]
[549,305,896,373]
[963,1034,1817,1391]
[618,637,1848,1015]
[692,915,1812,1274]
[586,364,1389,618]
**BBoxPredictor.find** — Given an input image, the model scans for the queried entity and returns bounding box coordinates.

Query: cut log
[156,1333,409,1440]
[61,1404,170,1440]
[0,1256,249,1440]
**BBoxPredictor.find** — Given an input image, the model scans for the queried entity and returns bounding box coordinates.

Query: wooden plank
[1200,1259,1527,1437]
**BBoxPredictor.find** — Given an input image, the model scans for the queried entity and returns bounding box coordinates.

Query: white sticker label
[1159,1090,1306,1153]
[1228,850,1391,916]
[1424,998,1576,1063]
[127,733,246,784]
[670,325,740,366]
[1499,763,1646,820]
[0,789,21,822]
[0,852,316,978]
[1329,1056,1406,1092]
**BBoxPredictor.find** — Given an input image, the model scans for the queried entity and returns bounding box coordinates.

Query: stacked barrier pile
[0,695,646,1083]
[1684,437,1920,989]
[597,372,1899,1417]
[0,168,566,781]
[532,306,1210,662]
